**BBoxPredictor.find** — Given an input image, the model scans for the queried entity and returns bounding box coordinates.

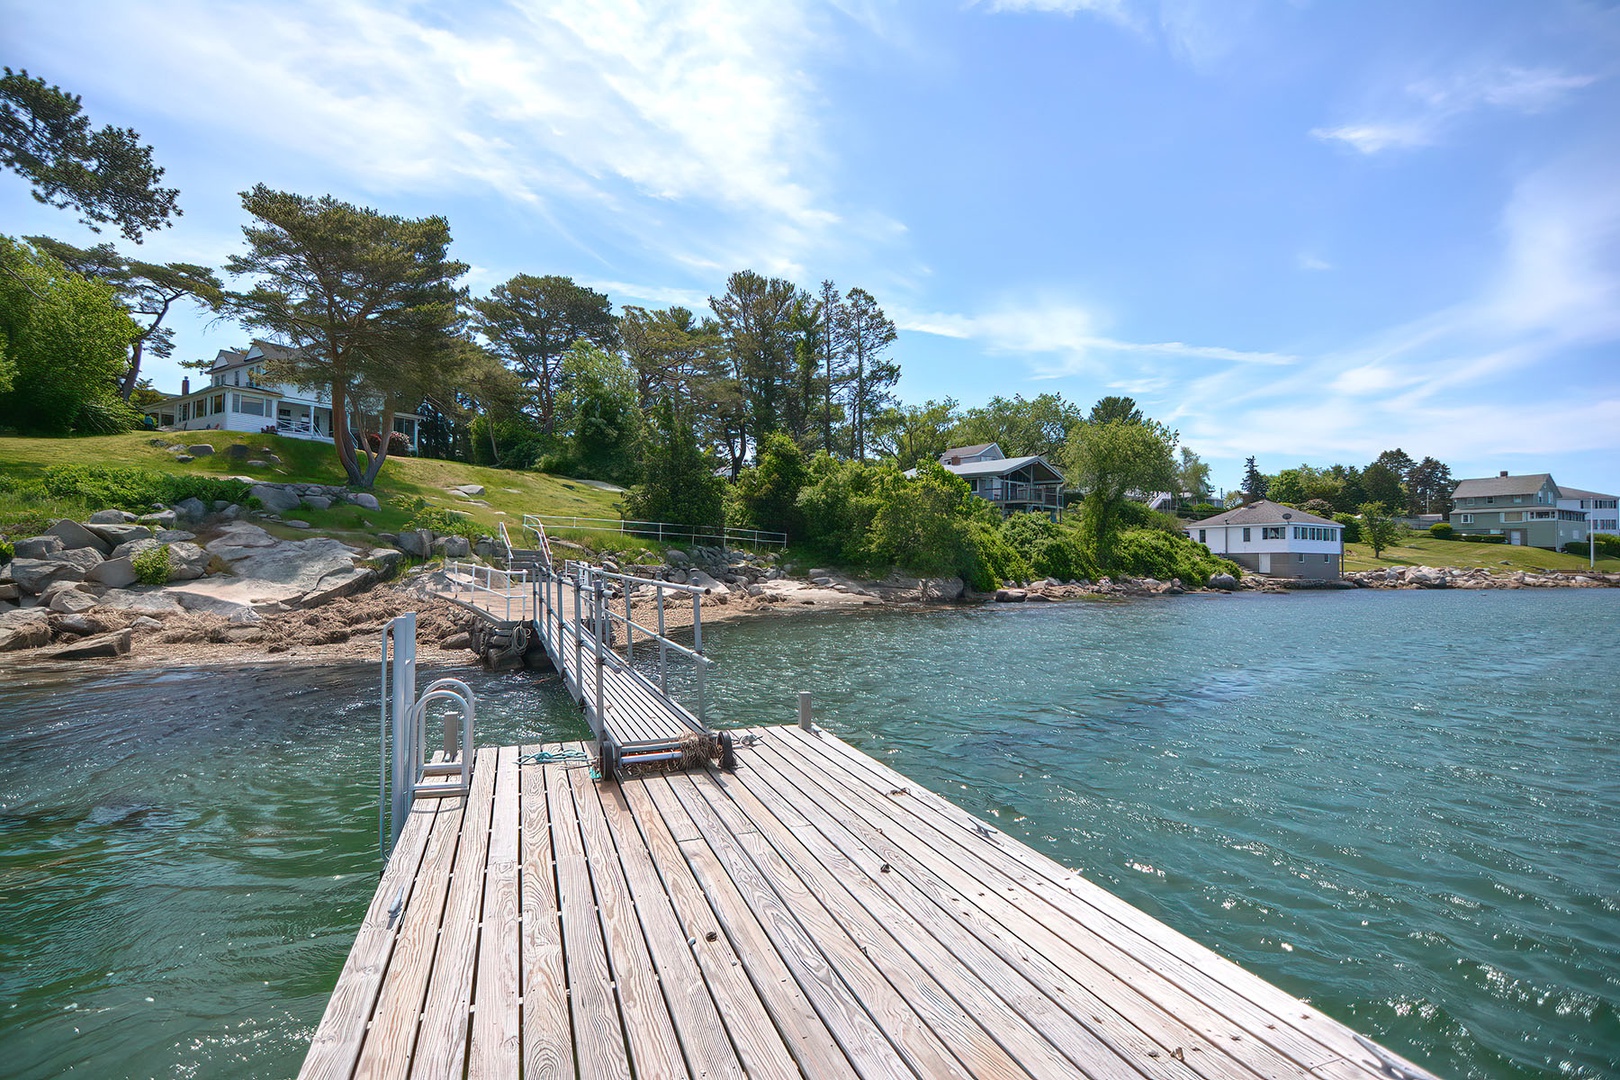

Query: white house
[1556,486,1618,537]
[1186,499,1343,579]
[143,340,424,450]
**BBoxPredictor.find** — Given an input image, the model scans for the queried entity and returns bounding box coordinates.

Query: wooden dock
[300,725,1430,1080]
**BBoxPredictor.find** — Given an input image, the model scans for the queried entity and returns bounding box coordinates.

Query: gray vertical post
[657,587,668,694]
[622,572,633,666]
[593,577,607,740]
[693,591,705,724]
[389,611,417,852]
[798,691,813,731]
[572,569,583,700]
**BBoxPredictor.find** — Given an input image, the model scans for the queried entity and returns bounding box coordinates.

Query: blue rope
[519,747,590,765]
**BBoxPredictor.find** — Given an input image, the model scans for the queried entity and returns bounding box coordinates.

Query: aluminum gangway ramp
[524,519,729,779]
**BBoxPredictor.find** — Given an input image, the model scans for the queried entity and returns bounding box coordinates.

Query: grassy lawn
[1344,534,1620,573]
[0,431,625,546]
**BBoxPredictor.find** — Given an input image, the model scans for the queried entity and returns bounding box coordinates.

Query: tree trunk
[119,337,144,401]
[330,379,364,486]
[362,408,396,487]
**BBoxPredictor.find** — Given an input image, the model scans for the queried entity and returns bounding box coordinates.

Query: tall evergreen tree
[709,270,798,472]
[224,185,467,488]
[625,397,725,528]
[818,279,849,451]
[1242,456,1269,501]
[840,286,898,460]
[472,274,616,436]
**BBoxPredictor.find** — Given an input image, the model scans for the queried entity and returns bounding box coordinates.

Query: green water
[2,589,1616,1077]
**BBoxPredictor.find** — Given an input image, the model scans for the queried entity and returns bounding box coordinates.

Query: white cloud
[7,0,872,277]
[981,0,1137,27]
[1297,253,1333,272]
[896,301,1296,377]
[1314,64,1599,155]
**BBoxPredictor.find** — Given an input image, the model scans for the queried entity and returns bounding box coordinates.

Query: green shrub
[38,465,250,512]
[1429,522,1455,540]
[1458,533,1506,544]
[1108,527,1239,586]
[0,538,13,563]
[132,543,171,585]
[999,512,1094,581]
[1565,535,1620,558]
[1333,513,1362,543]
[961,521,1031,591]
[405,506,483,541]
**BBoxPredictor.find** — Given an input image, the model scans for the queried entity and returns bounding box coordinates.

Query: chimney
[1499,470,1508,478]
[181,376,190,396]
[949,455,961,465]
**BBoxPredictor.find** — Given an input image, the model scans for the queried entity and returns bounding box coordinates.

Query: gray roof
[942,455,1063,481]
[1191,500,1338,528]
[1556,485,1617,501]
[939,443,999,462]
[1451,473,1554,498]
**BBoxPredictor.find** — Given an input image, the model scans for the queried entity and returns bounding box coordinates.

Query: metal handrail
[445,560,529,621]
[497,520,515,567]
[523,513,785,548]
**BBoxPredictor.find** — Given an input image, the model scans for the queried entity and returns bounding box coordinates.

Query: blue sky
[6,0,1619,494]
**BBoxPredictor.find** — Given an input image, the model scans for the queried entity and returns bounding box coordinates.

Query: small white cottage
[1186,499,1343,579]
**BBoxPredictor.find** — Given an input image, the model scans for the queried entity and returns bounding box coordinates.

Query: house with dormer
[143,341,423,450]
[1448,472,1590,549]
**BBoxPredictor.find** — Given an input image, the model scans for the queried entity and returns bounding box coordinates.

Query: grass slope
[1343,534,1620,573]
[0,432,624,547]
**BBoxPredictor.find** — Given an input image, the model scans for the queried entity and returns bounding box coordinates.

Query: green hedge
[1428,522,1455,540]
[1458,533,1507,544]
[1564,535,1620,558]
[33,465,251,511]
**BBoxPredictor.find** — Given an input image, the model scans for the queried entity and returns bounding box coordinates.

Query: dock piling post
[798,691,813,731]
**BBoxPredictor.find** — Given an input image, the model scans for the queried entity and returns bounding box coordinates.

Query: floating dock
[299,725,1431,1079]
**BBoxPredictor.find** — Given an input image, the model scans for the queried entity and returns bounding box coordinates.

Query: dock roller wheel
[599,740,621,781]
[718,731,737,772]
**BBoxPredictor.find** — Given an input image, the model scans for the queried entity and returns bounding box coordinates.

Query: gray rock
[154,529,197,543]
[395,529,434,558]
[226,443,251,459]
[994,588,1027,603]
[88,509,136,524]
[298,566,377,609]
[348,492,381,511]
[95,590,185,615]
[87,556,139,588]
[439,631,473,650]
[249,484,302,513]
[56,613,105,636]
[0,608,51,651]
[1207,573,1238,591]
[49,588,99,615]
[11,551,101,594]
[45,518,113,555]
[664,548,690,567]
[173,454,195,463]
[218,504,244,521]
[39,628,133,660]
[137,510,178,529]
[186,443,215,456]
[38,580,88,606]
[685,569,729,595]
[0,583,18,601]
[203,522,280,559]
[167,542,210,581]
[451,483,486,497]
[302,495,332,510]
[284,520,312,529]
[258,453,281,465]
[131,615,164,631]
[13,535,65,560]
[85,522,153,547]
[110,537,162,562]
[364,549,404,578]
[173,497,209,520]
[212,500,230,511]
[434,535,471,558]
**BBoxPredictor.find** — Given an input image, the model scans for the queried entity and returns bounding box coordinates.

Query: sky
[5,0,1619,494]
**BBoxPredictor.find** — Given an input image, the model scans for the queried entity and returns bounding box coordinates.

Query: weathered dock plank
[300,728,1436,1080]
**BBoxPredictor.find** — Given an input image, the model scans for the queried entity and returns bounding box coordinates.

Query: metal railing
[530,557,715,756]
[443,560,530,622]
[379,612,476,858]
[497,520,516,567]
[522,513,785,549]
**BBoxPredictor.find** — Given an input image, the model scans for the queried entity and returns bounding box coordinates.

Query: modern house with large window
[1447,472,1589,549]
[1185,499,1343,579]
[928,443,1065,516]
[143,341,423,450]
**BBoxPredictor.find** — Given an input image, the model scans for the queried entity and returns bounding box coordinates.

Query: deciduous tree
[0,69,180,241]
[1088,395,1143,425]
[27,236,222,399]
[1068,418,1177,561]
[224,186,467,488]
[1359,501,1399,558]
[625,397,725,529]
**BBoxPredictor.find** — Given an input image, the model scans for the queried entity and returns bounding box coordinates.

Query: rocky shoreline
[5,498,1616,671]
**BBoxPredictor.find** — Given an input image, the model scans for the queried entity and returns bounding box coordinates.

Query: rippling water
[1,588,1616,1078]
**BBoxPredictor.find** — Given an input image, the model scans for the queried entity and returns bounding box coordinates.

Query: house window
[1242,527,1251,542]
[1459,514,1474,524]
[1261,526,1285,539]
[1324,554,1331,563]
[233,394,266,417]
[1296,553,1305,562]
[212,394,225,415]
[1198,529,1206,543]
[1486,496,1495,504]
